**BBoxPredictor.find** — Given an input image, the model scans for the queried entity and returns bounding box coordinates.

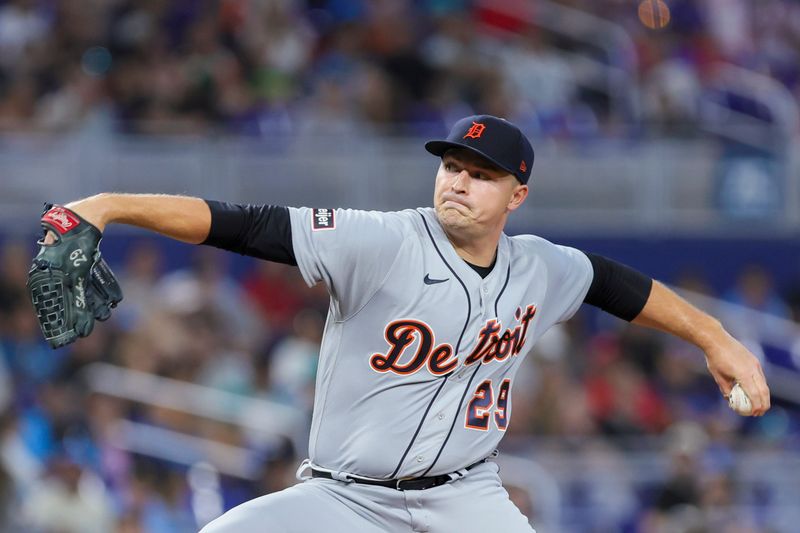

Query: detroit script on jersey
[289,206,593,478]
[369,305,537,376]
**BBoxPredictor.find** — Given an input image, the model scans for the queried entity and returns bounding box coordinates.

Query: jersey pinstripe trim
[494,262,511,317]
[418,213,472,353]
[388,376,450,478]
[420,363,483,476]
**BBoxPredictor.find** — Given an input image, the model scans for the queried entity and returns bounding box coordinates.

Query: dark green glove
[27,204,123,349]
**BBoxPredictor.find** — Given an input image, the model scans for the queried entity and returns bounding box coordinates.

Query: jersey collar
[420,207,510,288]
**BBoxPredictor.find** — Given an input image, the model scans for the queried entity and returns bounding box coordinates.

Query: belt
[311,458,487,491]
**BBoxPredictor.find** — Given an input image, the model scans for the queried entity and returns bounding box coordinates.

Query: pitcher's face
[434,149,528,234]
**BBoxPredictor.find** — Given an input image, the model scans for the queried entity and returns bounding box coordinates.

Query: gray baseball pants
[200,462,535,532]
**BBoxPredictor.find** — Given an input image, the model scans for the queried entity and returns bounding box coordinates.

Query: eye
[444,162,458,172]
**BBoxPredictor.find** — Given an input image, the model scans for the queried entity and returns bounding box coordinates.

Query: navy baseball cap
[425,115,534,184]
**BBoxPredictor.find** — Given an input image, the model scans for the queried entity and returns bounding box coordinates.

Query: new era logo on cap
[424,115,534,184]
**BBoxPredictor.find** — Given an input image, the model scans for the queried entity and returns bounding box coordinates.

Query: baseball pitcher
[28,115,770,532]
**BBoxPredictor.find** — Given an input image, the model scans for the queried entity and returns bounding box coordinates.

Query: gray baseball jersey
[289,206,592,479]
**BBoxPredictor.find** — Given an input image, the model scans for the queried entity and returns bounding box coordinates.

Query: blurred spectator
[584,334,671,436]
[20,454,115,533]
[705,0,753,60]
[724,265,791,317]
[500,30,580,136]
[2,291,65,401]
[654,341,720,420]
[722,265,792,341]
[0,241,28,316]
[84,393,132,501]
[0,0,49,69]
[242,0,316,79]
[265,309,324,410]
[36,65,112,133]
[242,261,307,336]
[256,436,298,496]
[505,484,535,525]
[116,239,165,331]
[156,247,263,351]
[0,408,42,498]
[659,423,706,510]
[0,459,13,529]
[0,354,8,413]
[198,323,257,397]
[517,356,596,439]
[129,465,196,533]
[641,47,703,134]
[637,422,705,530]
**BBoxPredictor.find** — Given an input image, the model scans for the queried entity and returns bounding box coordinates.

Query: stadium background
[2,0,800,531]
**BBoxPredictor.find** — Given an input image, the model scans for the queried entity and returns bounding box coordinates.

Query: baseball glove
[27,204,123,349]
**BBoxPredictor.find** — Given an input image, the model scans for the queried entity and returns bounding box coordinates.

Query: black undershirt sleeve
[201,200,296,265]
[583,252,653,322]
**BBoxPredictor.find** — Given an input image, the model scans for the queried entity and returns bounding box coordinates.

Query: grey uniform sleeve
[538,243,594,329]
[289,207,407,320]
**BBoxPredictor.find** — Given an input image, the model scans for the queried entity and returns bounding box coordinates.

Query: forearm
[632,281,727,351]
[65,193,211,244]
[632,280,770,414]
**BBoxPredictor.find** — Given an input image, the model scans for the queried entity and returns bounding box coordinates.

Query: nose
[451,169,469,192]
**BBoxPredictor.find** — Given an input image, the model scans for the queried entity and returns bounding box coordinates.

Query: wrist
[693,315,727,354]
[65,193,115,232]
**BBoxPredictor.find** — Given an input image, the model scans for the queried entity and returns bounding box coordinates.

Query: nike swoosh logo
[424,274,449,285]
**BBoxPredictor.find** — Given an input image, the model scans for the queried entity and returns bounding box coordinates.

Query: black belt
[311,458,487,491]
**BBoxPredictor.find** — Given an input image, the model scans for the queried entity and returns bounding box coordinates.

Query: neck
[443,225,503,267]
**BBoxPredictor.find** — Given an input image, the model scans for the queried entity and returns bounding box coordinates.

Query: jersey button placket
[456,292,485,381]
[478,285,486,313]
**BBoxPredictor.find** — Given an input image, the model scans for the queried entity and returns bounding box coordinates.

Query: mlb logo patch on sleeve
[312,208,335,230]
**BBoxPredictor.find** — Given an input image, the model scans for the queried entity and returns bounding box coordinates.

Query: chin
[436,204,471,230]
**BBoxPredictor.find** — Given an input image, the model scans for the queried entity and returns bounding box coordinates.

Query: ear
[507,184,528,212]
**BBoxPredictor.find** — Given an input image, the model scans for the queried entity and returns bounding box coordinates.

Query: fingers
[711,360,770,417]
[758,365,771,412]
[715,374,732,397]
[706,360,732,397]
[707,342,771,416]
[747,367,771,416]
[735,367,770,416]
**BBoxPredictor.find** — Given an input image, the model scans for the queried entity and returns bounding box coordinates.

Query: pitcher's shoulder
[507,233,560,253]
[506,233,588,266]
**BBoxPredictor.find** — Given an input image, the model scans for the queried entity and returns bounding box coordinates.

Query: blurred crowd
[1,236,799,532]
[0,0,798,138]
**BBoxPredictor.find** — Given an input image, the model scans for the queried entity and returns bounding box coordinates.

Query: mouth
[440,197,469,210]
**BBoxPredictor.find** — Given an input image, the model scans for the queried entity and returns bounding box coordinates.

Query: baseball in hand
[728,383,753,415]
